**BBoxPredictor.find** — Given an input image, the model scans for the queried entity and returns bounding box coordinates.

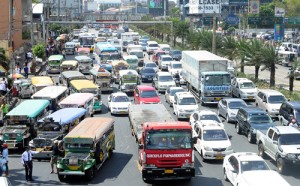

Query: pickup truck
[256,126,300,174]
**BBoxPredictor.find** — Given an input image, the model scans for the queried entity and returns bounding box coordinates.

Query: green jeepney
[0,100,50,149]
[123,55,139,70]
[118,69,139,93]
[57,117,115,181]
[48,55,64,74]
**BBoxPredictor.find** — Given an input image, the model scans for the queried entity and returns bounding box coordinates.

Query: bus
[31,86,68,111]
[59,71,86,87]
[1,100,50,149]
[78,33,95,50]
[57,118,115,181]
[94,43,120,63]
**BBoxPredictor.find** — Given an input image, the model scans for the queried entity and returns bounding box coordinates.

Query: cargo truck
[128,104,196,183]
[181,50,232,105]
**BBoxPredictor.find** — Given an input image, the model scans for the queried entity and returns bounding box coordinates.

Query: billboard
[149,0,163,9]
[148,0,167,16]
[248,0,259,14]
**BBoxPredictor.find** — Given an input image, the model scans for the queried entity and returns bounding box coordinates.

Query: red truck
[129,104,196,182]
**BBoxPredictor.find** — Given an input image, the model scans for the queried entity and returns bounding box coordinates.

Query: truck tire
[223,168,229,181]
[236,123,241,134]
[277,157,287,174]
[247,131,255,144]
[258,143,266,159]
[85,167,95,181]
[58,173,66,182]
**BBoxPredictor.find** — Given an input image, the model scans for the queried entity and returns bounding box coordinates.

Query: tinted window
[149,44,158,47]
[140,90,158,98]
[112,96,129,102]
[178,97,196,105]
[203,129,228,141]
[228,101,247,109]
[172,64,182,69]
[170,89,185,96]
[268,95,286,104]
[159,75,173,82]
[145,63,157,68]
[172,50,181,55]
[142,68,155,73]
[240,82,255,89]
[279,134,300,145]
[200,114,221,123]
[249,114,273,123]
[162,57,173,61]
[240,161,269,172]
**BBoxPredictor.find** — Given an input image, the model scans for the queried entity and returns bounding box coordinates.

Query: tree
[286,60,300,93]
[32,44,45,59]
[174,20,190,47]
[219,36,237,61]
[236,39,249,73]
[0,48,9,71]
[169,7,180,18]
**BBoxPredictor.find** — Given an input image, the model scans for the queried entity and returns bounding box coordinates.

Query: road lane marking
[136,160,142,173]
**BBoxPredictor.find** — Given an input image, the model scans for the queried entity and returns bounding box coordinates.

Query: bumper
[111,109,129,115]
[5,140,23,149]
[240,94,256,100]
[177,112,192,119]
[48,68,60,74]
[58,171,85,176]
[202,97,231,104]
[202,150,234,160]
[141,77,153,82]
[142,167,195,181]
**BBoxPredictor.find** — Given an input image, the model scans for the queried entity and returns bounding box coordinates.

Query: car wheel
[200,150,206,162]
[247,131,254,143]
[226,114,230,123]
[277,157,286,174]
[258,143,266,159]
[217,108,221,116]
[223,168,229,181]
[236,123,241,134]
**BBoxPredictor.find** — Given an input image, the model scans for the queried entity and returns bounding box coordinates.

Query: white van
[127,45,143,54]
[173,92,198,120]
[158,44,171,54]
[146,41,159,54]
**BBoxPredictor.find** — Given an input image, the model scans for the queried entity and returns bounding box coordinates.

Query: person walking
[0,100,9,118]
[0,78,7,96]
[21,146,42,182]
[50,140,62,174]
[62,49,66,59]
[15,64,21,74]
[1,143,8,176]
[23,63,29,79]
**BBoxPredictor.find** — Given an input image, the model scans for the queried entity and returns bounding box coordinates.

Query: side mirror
[138,144,144,149]
[273,141,278,145]
[192,137,197,144]
[228,135,233,140]
[231,169,237,174]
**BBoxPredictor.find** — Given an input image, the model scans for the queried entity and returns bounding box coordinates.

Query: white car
[168,61,182,76]
[165,87,185,107]
[107,92,131,115]
[153,71,176,92]
[223,152,290,186]
[158,55,174,71]
[190,110,224,129]
[217,98,248,123]
[173,92,198,120]
[193,122,233,161]
[231,78,257,100]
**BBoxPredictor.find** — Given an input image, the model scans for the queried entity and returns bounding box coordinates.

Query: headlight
[287,153,296,159]
[112,107,117,109]
[142,75,146,78]
[226,146,233,151]
[204,146,213,151]
[179,109,185,112]
[271,108,277,111]
[251,128,257,134]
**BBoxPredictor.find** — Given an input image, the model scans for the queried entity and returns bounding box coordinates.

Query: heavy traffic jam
[1,24,300,186]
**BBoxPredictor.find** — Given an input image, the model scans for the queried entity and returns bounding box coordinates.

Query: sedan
[144,62,159,72]
[140,67,156,82]
[165,87,185,107]
[107,92,131,115]
[217,98,247,123]
[223,152,290,186]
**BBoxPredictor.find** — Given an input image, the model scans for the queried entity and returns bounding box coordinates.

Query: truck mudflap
[142,167,195,181]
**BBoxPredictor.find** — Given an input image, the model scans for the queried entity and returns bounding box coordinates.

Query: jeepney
[13,79,32,98]
[48,55,64,74]
[0,100,50,149]
[123,55,139,70]
[75,55,93,74]
[119,70,139,93]
[64,42,76,55]
[111,60,129,84]
[90,67,113,93]
[59,71,86,87]
[31,86,68,111]
[69,79,102,113]
[77,47,90,56]
[30,108,87,160]
[57,118,115,181]
[60,60,78,72]
[31,76,54,93]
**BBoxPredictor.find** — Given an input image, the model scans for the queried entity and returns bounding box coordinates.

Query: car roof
[240,107,266,114]
[272,126,300,134]
[175,92,194,98]
[232,152,264,161]
[111,92,128,97]
[285,101,300,109]
[157,71,172,76]
[235,78,252,83]
[198,110,217,115]
[258,89,284,96]
[137,85,156,91]
[160,55,172,58]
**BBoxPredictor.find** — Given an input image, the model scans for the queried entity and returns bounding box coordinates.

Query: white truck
[256,126,300,174]
[181,50,232,105]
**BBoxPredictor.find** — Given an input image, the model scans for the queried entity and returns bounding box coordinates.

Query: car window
[159,75,173,82]
[240,160,269,172]
[170,89,185,96]
[140,90,158,98]
[112,96,129,102]
[240,82,255,89]
[229,156,239,172]
[268,95,286,104]
[268,129,274,139]
[228,101,247,109]
[249,114,272,123]
[203,129,228,141]
[178,97,196,105]
[192,113,198,121]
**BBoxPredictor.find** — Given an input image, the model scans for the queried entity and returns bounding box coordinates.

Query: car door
[218,100,226,118]
[193,124,201,153]
[153,74,158,88]
[165,88,170,103]
[190,113,198,128]
[134,88,139,104]
[239,110,247,133]
[269,130,279,158]
[264,129,274,155]
[227,156,239,184]
[256,92,263,107]
[232,81,238,97]
[173,94,178,115]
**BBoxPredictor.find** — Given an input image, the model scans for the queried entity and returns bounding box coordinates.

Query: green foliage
[22,30,30,40]
[0,48,9,71]
[48,23,62,32]
[259,2,275,17]
[32,0,40,3]
[32,44,45,58]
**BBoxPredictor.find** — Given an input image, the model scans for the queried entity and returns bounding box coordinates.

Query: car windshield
[172,50,181,55]
[140,90,158,98]
[205,74,231,86]
[241,161,269,172]
[200,114,221,123]
[145,63,156,68]
[279,134,300,145]
[170,89,185,96]
[149,44,158,47]
[112,96,129,102]
[228,101,247,109]
[203,129,228,141]
[240,82,255,89]
[140,43,147,46]
[145,130,192,150]
[159,75,173,82]
[162,57,173,61]
[178,97,196,105]
[249,114,273,123]
[142,68,155,73]
[172,64,182,69]
[268,95,286,104]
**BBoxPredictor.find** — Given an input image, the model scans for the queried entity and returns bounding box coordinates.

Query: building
[84,0,99,12]
[49,0,83,20]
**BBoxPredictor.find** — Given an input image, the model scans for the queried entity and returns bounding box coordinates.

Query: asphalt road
[6,39,300,186]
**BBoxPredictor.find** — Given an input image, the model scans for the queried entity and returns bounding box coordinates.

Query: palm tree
[0,48,9,72]
[236,39,248,73]
[219,36,237,61]
[174,20,190,47]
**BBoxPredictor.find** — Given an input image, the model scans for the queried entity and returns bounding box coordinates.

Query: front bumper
[202,149,234,160]
[111,109,129,115]
[48,67,60,73]
[142,167,195,181]
[177,112,193,119]
[202,96,231,104]
[58,170,85,176]
[240,94,256,100]
[4,140,23,149]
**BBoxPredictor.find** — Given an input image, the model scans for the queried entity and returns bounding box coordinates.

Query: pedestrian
[23,63,29,79]
[0,100,9,118]
[26,51,33,62]
[1,143,8,176]
[62,49,66,59]
[21,146,42,182]
[0,154,6,176]
[15,64,21,74]
[289,118,298,128]
[50,140,62,174]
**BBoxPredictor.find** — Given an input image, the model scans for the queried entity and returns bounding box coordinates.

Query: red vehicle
[134,85,160,104]
[152,49,166,65]
[138,122,196,183]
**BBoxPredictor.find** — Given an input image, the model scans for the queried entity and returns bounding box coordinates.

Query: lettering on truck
[146,154,191,158]
[205,86,230,91]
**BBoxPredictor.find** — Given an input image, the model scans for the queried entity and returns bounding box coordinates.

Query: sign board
[248,0,259,14]
[248,17,261,25]
[275,7,285,17]
[225,14,239,25]
[286,17,300,25]
[198,0,221,14]
[274,24,285,41]
[203,17,218,25]
[189,0,199,14]
[248,17,283,25]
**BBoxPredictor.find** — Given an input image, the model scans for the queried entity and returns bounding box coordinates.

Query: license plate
[148,78,152,80]
[216,154,223,160]
[120,111,127,114]
[215,97,221,101]
[248,96,254,99]
[165,169,174,174]
[186,115,190,118]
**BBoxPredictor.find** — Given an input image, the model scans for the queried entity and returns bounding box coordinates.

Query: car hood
[240,170,290,186]
[110,102,131,108]
[203,140,231,149]
[140,97,161,103]
[239,88,257,94]
[267,103,282,110]
[250,123,275,131]
[159,81,175,86]
[280,145,300,154]
[178,105,198,111]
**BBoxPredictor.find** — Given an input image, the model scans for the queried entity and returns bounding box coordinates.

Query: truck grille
[210,91,225,97]
[157,160,181,168]
[8,133,17,139]
[212,148,226,152]
[102,83,107,87]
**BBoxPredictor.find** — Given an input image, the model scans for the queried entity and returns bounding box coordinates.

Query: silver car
[217,98,247,123]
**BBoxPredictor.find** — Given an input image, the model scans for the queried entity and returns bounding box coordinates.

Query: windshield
[172,64,182,69]
[205,74,231,86]
[200,114,221,123]
[130,52,143,58]
[228,101,247,109]
[279,134,300,145]
[140,90,158,98]
[145,63,157,68]
[162,57,173,61]
[112,96,129,102]
[170,89,185,96]
[241,161,269,172]
[172,50,181,55]
[240,82,255,89]
[268,95,286,104]
[142,68,155,74]
[145,130,192,150]
[203,129,228,141]
[249,114,273,123]
[149,44,158,47]
[178,97,196,105]
[79,37,94,45]
[140,43,147,46]
[159,75,173,82]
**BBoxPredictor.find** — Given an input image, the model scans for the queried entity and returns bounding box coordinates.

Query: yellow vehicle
[31,76,54,94]
[60,60,78,72]
[111,60,129,84]
[69,79,102,113]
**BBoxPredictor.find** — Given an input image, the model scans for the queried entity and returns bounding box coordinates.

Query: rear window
[149,44,158,47]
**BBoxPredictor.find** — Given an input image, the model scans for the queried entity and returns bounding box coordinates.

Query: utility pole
[58,0,61,21]
[164,0,166,20]
[212,12,217,54]
[30,0,34,46]
[9,0,14,75]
